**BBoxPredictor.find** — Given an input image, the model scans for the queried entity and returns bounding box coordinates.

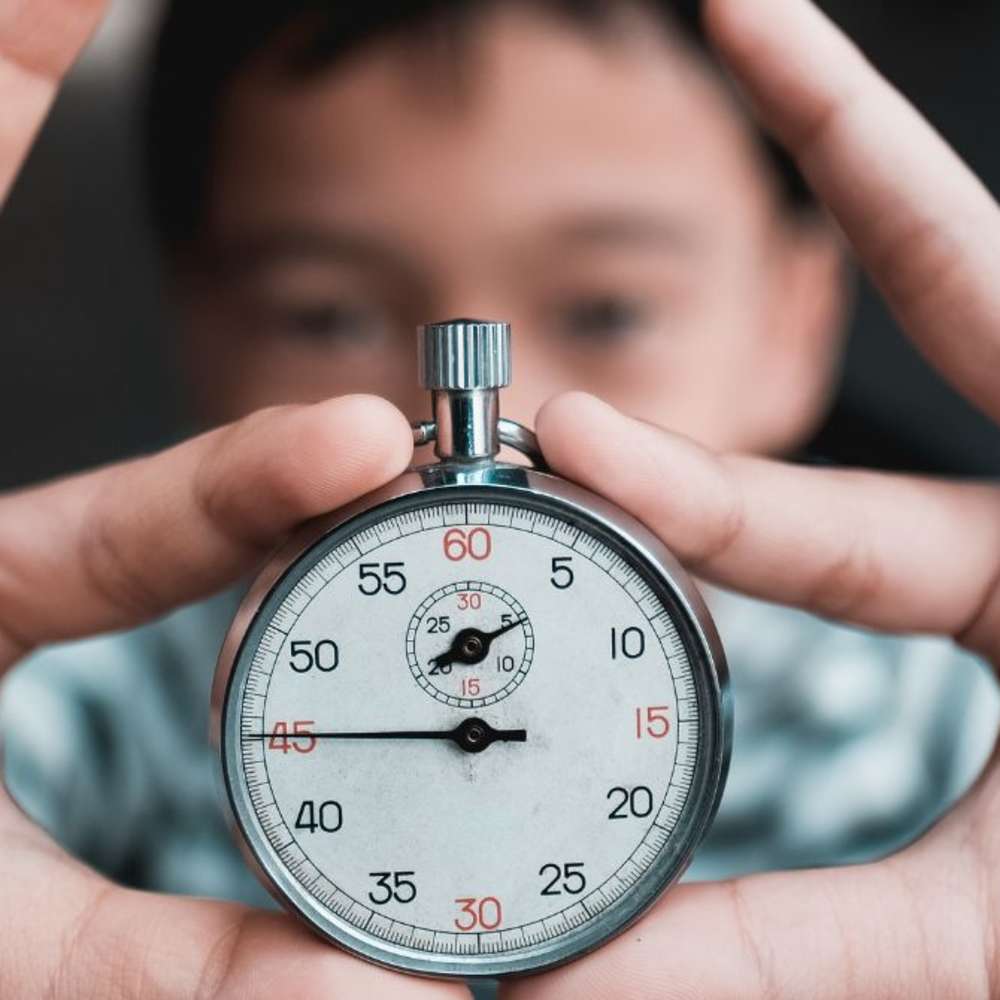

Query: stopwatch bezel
[212,460,732,980]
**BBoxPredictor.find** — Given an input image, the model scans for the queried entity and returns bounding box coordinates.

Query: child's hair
[145,0,815,250]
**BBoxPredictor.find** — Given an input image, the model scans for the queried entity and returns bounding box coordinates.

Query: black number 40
[294,799,343,833]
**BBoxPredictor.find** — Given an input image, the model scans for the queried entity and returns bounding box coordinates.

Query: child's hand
[0,392,478,998]
[0,9,463,997]
[0,392,477,998]
[508,1,1000,997]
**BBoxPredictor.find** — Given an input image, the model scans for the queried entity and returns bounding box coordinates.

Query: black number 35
[368,870,417,905]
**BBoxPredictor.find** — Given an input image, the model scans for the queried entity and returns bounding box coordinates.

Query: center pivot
[458,631,486,662]
[452,717,525,754]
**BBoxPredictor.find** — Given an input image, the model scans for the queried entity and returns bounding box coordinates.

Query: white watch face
[224,493,716,975]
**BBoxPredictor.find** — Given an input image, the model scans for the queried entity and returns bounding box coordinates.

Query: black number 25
[539,862,586,896]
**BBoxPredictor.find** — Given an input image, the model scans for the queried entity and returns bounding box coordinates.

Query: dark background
[2,0,999,490]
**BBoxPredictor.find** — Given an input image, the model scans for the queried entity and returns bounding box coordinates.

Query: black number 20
[607,786,654,819]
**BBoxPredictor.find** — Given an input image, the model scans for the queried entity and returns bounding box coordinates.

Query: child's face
[179,6,845,454]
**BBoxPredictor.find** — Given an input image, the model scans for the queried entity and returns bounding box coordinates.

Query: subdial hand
[248,717,526,755]
[431,617,527,669]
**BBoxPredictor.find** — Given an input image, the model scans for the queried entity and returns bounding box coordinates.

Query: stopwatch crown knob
[418,318,511,391]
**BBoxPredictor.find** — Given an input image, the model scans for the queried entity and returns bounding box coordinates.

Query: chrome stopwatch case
[212,319,731,979]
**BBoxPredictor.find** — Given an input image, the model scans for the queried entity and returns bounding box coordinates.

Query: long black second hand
[242,718,527,752]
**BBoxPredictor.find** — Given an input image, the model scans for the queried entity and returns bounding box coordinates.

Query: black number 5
[550,556,574,589]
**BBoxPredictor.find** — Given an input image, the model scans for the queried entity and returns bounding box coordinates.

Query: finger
[537,394,1000,658]
[0,396,412,667]
[50,893,469,999]
[0,0,108,204]
[501,847,985,1000]
[0,788,466,999]
[704,0,1000,423]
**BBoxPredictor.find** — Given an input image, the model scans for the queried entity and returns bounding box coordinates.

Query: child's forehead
[209,5,773,250]
[223,3,747,166]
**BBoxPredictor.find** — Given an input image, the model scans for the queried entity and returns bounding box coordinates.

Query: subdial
[406,581,534,708]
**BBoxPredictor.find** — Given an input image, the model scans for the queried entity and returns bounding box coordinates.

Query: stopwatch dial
[226,498,713,974]
[406,581,534,707]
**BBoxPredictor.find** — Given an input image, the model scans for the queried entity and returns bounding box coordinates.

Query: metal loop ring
[411,418,548,471]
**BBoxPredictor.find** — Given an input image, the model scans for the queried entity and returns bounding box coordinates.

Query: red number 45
[268,720,316,754]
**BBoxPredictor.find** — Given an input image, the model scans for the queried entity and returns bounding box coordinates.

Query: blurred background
[2,0,1000,489]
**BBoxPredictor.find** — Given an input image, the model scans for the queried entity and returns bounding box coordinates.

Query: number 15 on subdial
[406,580,535,708]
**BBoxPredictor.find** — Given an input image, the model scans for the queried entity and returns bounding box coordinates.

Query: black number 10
[611,626,645,660]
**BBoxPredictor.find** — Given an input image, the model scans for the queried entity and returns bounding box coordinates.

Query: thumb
[501,846,983,1000]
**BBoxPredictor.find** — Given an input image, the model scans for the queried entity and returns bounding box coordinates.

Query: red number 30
[454,896,503,931]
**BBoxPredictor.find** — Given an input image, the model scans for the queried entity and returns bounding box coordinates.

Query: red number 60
[443,527,493,562]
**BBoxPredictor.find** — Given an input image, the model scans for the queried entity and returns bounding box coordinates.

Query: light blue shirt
[2,586,995,898]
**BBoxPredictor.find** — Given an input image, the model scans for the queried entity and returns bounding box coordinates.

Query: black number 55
[358,562,407,596]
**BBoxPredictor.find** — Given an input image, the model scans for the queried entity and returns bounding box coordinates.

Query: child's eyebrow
[204,224,422,283]
[546,210,707,254]
[203,208,705,280]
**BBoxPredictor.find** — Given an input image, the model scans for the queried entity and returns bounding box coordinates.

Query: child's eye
[276,302,383,343]
[556,295,650,344]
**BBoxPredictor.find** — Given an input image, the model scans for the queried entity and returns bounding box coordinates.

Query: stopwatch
[212,319,731,979]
